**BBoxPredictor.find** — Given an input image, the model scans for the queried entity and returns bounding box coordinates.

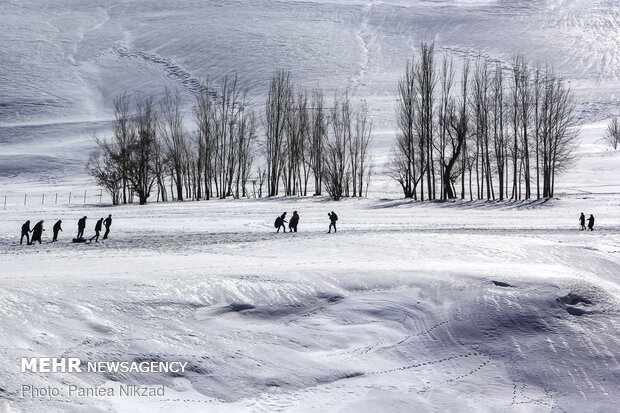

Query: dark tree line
[90,48,579,205]
[261,70,373,200]
[89,79,256,205]
[389,42,580,201]
[90,71,373,204]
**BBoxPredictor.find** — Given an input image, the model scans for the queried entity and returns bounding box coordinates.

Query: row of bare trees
[262,70,373,200]
[389,42,580,201]
[90,71,374,204]
[88,78,256,205]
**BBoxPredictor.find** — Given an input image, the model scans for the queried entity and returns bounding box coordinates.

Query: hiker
[587,214,595,231]
[103,214,112,239]
[289,211,300,232]
[274,212,287,233]
[52,220,62,242]
[20,220,31,245]
[579,212,586,230]
[328,211,338,233]
[77,216,87,239]
[31,220,44,244]
[90,218,104,242]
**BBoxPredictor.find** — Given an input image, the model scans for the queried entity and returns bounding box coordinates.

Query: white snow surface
[1,194,619,412]
[1,0,620,412]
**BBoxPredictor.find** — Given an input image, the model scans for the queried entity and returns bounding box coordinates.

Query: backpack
[274,217,281,228]
[332,213,338,221]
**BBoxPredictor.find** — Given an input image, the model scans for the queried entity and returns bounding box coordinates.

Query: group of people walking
[20,214,112,245]
[18,210,597,243]
[274,211,338,233]
[579,213,595,231]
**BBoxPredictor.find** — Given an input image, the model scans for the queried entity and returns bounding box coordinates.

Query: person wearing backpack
[274,212,287,233]
[328,211,338,233]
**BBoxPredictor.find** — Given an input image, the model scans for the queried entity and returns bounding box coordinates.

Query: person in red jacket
[289,211,300,232]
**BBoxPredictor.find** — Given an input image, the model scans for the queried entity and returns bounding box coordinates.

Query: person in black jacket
[328,211,338,233]
[31,220,44,244]
[20,220,31,245]
[103,214,112,239]
[274,212,287,233]
[289,211,300,232]
[90,218,104,242]
[579,212,586,230]
[52,220,62,242]
[587,214,595,231]
[77,216,87,239]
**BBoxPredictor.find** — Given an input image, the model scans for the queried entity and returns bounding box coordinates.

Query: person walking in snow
[579,212,586,230]
[90,218,104,242]
[77,216,87,239]
[103,214,112,240]
[31,220,44,244]
[328,211,338,233]
[289,211,300,232]
[274,212,287,233]
[52,219,62,242]
[587,214,595,231]
[20,220,31,245]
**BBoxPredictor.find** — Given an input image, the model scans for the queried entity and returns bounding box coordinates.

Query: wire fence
[1,189,110,209]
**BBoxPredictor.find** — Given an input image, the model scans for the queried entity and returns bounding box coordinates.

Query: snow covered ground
[1,194,619,412]
[1,0,620,411]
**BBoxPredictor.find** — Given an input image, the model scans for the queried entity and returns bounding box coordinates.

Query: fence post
[3,195,6,209]
[99,189,102,203]
[83,190,87,204]
[69,192,71,205]
[42,193,45,205]
[55,193,58,205]
[24,193,27,206]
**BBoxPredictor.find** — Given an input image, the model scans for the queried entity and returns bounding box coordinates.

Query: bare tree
[538,68,579,197]
[263,70,292,197]
[112,93,132,204]
[159,88,187,201]
[350,101,373,197]
[389,58,418,198]
[324,93,351,200]
[443,61,470,199]
[235,105,257,198]
[309,88,327,195]
[87,147,122,205]
[415,41,437,200]
[604,117,620,150]
[128,97,158,205]
[491,63,507,200]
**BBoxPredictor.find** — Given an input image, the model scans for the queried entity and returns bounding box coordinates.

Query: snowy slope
[2,0,620,186]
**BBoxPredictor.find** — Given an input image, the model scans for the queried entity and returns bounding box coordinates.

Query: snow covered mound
[2,0,620,185]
